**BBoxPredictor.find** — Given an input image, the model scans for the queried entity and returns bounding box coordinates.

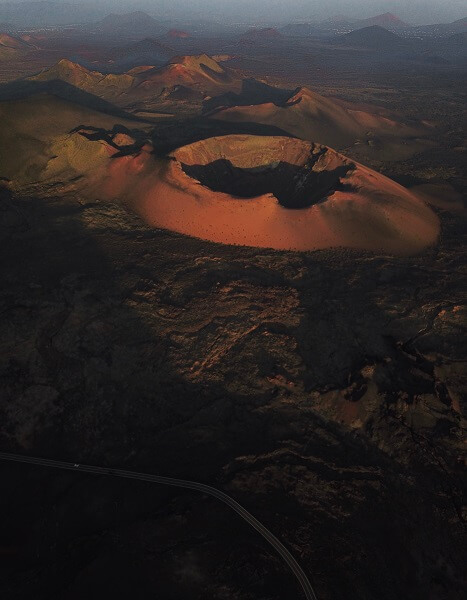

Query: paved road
[0,451,318,600]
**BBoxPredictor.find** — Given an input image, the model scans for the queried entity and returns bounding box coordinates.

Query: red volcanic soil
[97,135,439,255]
[168,29,190,39]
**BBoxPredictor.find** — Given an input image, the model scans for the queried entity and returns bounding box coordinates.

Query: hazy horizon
[0,0,465,26]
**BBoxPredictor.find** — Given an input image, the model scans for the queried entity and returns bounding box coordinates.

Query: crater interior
[175,135,355,208]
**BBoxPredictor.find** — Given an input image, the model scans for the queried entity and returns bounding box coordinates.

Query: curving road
[0,451,318,600]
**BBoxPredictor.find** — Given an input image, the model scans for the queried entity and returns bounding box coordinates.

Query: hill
[0,32,31,59]
[29,59,136,99]
[405,16,467,38]
[207,84,425,153]
[340,25,404,49]
[0,94,142,184]
[26,55,240,104]
[451,16,467,29]
[135,54,240,96]
[355,12,407,30]
[0,32,29,49]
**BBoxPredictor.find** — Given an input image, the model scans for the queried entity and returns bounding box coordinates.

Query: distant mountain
[319,13,408,33]
[355,13,408,30]
[404,16,467,38]
[95,12,164,37]
[449,17,467,33]
[280,23,314,37]
[339,25,405,49]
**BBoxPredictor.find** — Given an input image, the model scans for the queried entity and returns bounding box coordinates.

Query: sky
[0,0,465,25]
[151,1,466,24]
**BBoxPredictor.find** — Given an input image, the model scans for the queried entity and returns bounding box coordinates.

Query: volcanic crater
[106,135,439,254]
